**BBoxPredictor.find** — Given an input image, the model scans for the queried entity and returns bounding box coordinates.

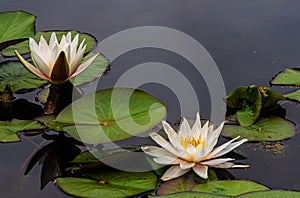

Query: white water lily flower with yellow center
[142,113,248,181]
[15,32,99,84]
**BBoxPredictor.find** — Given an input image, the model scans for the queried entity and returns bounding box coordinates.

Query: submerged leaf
[0,11,35,50]
[56,87,166,144]
[191,180,269,196]
[222,116,296,141]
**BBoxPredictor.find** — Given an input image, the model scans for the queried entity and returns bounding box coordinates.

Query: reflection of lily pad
[237,190,300,198]
[57,169,157,198]
[0,119,45,142]
[226,86,262,126]
[0,11,35,50]
[270,68,300,86]
[150,192,227,198]
[284,90,300,103]
[0,61,46,93]
[36,115,71,132]
[70,52,109,86]
[56,87,166,144]
[2,30,97,57]
[191,180,269,196]
[222,116,296,141]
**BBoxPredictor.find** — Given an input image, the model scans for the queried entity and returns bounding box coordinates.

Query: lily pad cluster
[223,85,296,141]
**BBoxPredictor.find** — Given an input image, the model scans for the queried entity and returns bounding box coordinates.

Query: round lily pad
[57,169,157,198]
[191,180,269,196]
[70,52,109,86]
[36,115,72,132]
[0,119,46,142]
[237,190,300,198]
[222,116,296,141]
[2,30,97,57]
[270,68,300,86]
[55,87,166,144]
[0,61,46,93]
[0,11,35,50]
[284,90,300,103]
[150,192,227,198]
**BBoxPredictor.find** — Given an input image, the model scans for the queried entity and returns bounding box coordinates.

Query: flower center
[180,136,206,150]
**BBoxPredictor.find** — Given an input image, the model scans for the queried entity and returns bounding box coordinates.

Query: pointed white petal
[179,117,191,138]
[162,121,182,150]
[31,49,51,77]
[204,122,225,156]
[210,138,247,159]
[193,164,208,179]
[49,32,58,49]
[153,156,181,165]
[15,50,49,80]
[141,145,175,158]
[69,52,98,78]
[191,113,201,138]
[29,37,39,53]
[161,165,190,181]
[148,132,180,157]
[201,158,234,166]
[199,120,209,139]
[179,161,195,169]
[59,35,68,51]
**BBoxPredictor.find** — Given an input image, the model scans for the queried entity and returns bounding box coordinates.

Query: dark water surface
[1,0,300,197]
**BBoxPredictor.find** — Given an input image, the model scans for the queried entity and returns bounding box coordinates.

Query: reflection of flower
[142,113,248,181]
[15,32,99,84]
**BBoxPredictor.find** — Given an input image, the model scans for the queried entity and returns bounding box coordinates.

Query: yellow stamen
[180,135,206,150]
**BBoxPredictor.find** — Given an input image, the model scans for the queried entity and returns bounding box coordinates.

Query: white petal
[179,117,191,138]
[66,32,72,43]
[162,121,182,150]
[191,113,201,138]
[49,32,58,49]
[161,165,190,181]
[69,44,86,74]
[209,138,247,159]
[199,120,209,139]
[213,162,249,169]
[30,49,51,77]
[193,164,208,179]
[153,156,181,165]
[141,145,175,158]
[179,161,195,169]
[68,52,98,78]
[205,122,225,155]
[59,35,68,51]
[148,132,180,157]
[201,158,234,166]
[29,37,39,54]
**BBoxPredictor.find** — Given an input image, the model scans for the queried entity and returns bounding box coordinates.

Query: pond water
[1,0,300,197]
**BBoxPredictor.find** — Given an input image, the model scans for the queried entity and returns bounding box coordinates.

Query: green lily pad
[0,61,46,93]
[150,192,227,198]
[36,115,71,132]
[226,86,262,126]
[270,68,300,86]
[57,169,157,198]
[70,52,109,86]
[237,190,300,198]
[0,119,45,142]
[222,116,296,141]
[2,30,96,57]
[56,87,166,144]
[0,11,35,50]
[284,89,300,103]
[191,180,269,196]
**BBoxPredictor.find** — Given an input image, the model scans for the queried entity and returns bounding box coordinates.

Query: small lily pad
[222,116,296,141]
[270,68,300,86]
[0,11,35,50]
[2,30,97,57]
[237,190,300,198]
[150,192,227,198]
[70,52,109,86]
[36,115,71,132]
[225,86,262,126]
[57,169,157,198]
[56,87,166,144]
[191,180,269,196]
[0,119,46,142]
[284,89,300,103]
[258,86,284,108]
[0,61,46,93]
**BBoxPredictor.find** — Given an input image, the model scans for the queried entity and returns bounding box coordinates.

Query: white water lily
[15,32,99,84]
[142,113,248,181]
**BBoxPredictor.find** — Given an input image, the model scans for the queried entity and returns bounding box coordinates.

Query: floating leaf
[0,61,46,93]
[70,53,109,86]
[284,89,300,103]
[0,11,35,50]
[57,169,157,198]
[36,115,71,132]
[226,86,262,126]
[258,86,284,108]
[191,180,269,196]
[237,190,300,198]
[222,116,296,141]
[150,192,227,198]
[2,30,96,57]
[270,68,300,86]
[0,119,45,142]
[56,87,166,144]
